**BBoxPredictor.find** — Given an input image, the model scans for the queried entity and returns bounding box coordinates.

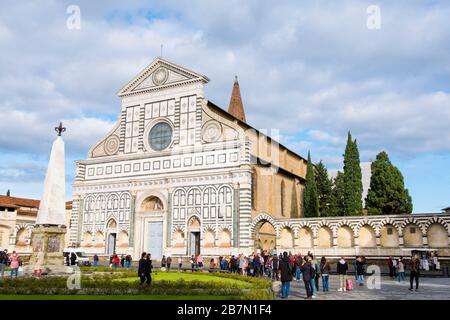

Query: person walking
[9,251,19,278]
[279,252,293,299]
[294,253,303,283]
[0,249,8,277]
[355,256,365,286]
[388,256,395,278]
[409,255,420,291]
[125,255,131,268]
[320,256,330,292]
[301,255,315,299]
[397,257,405,283]
[120,255,125,268]
[161,255,167,270]
[309,254,319,298]
[337,256,349,292]
[271,254,279,281]
[93,254,99,267]
[138,252,147,285]
[178,256,183,271]
[70,252,77,266]
[190,255,195,272]
[167,256,172,271]
[145,253,153,285]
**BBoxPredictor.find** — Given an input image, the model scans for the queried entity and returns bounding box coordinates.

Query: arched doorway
[254,220,276,252]
[106,219,117,256]
[140,195,165,260]
[187,216,201,257]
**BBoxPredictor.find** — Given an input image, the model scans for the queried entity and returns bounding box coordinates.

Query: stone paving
[274,275,450,300]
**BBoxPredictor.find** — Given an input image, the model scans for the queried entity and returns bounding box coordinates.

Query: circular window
[148,122,173,151]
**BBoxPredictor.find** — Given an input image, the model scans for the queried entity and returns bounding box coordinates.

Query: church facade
[68,58,450,260]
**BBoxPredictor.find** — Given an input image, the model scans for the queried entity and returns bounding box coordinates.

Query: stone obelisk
[27,122,70,274]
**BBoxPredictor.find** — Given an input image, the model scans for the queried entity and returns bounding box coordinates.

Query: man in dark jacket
[279,252,293,299]
[409,255,420,291]
[355,256,365,286]
[138,252,147,286]
[145,254,153,286]
[301,255,314,299]
[0,249,8,277]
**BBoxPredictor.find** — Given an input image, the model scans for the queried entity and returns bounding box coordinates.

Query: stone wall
[251,213,450,258]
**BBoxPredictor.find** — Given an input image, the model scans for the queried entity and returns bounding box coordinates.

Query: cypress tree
[330,171,345,216]
[365,151,413,215]
[303,151,319,217]
[316,161,333,216]
[343,132,363,215]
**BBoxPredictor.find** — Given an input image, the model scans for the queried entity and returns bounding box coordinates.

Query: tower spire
[227,75,246,123]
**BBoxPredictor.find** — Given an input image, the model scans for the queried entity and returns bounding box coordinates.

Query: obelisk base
[24,225,74,275]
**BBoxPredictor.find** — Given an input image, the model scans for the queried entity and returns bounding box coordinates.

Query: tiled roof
[0,195,73,210]
[0,195,40,208]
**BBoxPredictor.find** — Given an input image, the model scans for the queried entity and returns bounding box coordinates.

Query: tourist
[397,257,405,283]
[294,253,303,282]
[355,256,365,286]
[65,253,70,266]
[253,254,261,277]
[9,251,19,278]
[238,254,244,275]
[279,251,292,299]
[0,249,8,277]
[337,256,349,292]
[33,249,45,278]
[167,256,172,271]
[265,255,272,278]
[197,255,204,270]
[138,252,147,285]
[120,255,125,268]
[243,256,248,276]
[388,256,395,278]
[392,257,398,278]
[70,252,77,266]
[93,254,99,267]
[161,255,167,270]
[409,254,420,291]
[125,255,131,268]
[309,254,318,297]
[320,256,330,292]
[178,256,183,271]
[354,256,358,280]
[301,255,314,299]
[113,254,120,267]
[190,255,195,272]
[271,254,279,281]
[145,254,153,285]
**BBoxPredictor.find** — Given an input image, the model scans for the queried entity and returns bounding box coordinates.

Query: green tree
[316,161,333,216]
[365,151,413,215]
[330,171,345,216]
[303,151,319,217]
[343,132,363,215]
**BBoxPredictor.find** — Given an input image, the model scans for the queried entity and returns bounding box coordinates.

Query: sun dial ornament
[152,67,169,86]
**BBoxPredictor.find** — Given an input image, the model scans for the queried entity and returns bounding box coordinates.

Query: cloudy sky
[0,0,449,212]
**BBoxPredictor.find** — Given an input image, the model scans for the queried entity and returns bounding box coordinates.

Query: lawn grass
[0,294,231,300]
[114,272,253,289]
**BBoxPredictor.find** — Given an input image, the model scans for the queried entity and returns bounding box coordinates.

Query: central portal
[189,232,200,257]
[147,221,163,260]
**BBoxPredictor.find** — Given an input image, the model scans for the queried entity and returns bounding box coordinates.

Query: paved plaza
[274,275,450,300]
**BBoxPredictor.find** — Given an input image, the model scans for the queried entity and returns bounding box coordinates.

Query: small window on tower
[410,227,416,234]
[387,227,393,235]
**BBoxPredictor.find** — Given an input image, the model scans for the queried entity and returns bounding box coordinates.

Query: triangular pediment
[118,58,209,97]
